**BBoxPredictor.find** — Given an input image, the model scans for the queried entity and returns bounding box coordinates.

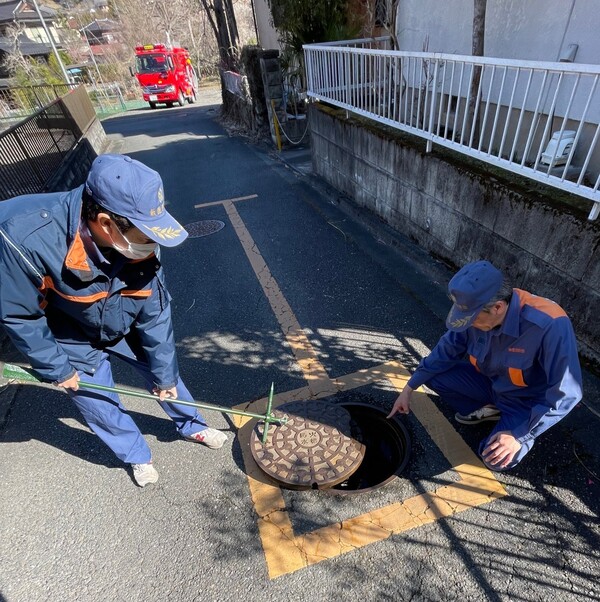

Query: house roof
[0,1,55,25]
[0,32,51,55]
[88,41,120,55]
[81,18,119,35]
[0,1,19,22]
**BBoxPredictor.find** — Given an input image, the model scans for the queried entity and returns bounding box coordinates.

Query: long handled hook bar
[262,381,275,444]
[1,363,287,440]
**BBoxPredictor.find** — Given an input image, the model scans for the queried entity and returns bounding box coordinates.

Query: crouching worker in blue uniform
[387,260,582,471]
[0,154,227,487]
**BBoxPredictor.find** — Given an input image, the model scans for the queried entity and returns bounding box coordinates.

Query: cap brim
[130,212,188,248]
[445,304,481,332]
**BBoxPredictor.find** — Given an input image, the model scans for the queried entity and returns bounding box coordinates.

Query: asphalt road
[1,89,599,602]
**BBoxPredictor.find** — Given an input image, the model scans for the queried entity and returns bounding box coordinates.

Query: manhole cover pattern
[250,400,365,490]
[184,220,225,238]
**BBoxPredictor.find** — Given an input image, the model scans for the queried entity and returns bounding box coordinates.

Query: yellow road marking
[194,194,258,209]
[234,361,507,578]
[223,200,331,393]
[202,198,508,579]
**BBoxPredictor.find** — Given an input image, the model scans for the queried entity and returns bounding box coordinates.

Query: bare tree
[198,0,241,71]
[1,23,36,80]
[1,22,67,89]
[369,0,400,48]
[113,0,250,78]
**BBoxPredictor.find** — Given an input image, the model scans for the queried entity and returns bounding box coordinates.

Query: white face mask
[111,227,157,260]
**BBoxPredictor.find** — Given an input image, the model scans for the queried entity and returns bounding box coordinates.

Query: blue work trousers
[68,349,208,465]
[426,363,536,470]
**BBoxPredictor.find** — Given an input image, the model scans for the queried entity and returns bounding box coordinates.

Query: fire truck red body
[133,44,199,109]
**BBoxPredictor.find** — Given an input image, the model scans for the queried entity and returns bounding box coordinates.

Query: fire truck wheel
[149,102,157,110]
[177,90,185,107]
[187,90,196,104]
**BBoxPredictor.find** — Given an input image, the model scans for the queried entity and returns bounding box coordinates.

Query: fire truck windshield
[136,54,169,74]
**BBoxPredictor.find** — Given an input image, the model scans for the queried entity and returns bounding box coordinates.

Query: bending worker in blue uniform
[387,260,583,470]
[0,154,226,487]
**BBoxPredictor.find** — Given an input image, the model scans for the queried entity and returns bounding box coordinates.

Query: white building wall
[560,0,599,65]
[396,0,472,54]
[396,0,599,65]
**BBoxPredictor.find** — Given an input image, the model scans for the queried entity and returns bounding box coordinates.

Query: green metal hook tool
[1,363,287,441]
[262,381,275,444]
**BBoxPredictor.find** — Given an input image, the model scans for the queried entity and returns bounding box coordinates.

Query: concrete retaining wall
[309,103,600,362]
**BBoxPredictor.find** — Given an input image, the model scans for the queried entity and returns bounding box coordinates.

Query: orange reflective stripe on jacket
[64,230,92,274]
[508,367,527,387]
[516,289,566,319]
[469,355,480,372]
[121,289,152,297]
[39,276,151,303]
[39,276,108,303]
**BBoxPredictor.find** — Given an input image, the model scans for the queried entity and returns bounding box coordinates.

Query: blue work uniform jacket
[0,186,179,388]
[407,289,583,444]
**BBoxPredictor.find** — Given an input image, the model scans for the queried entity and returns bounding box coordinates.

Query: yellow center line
[223,200,331,391]
[194,194,258,209]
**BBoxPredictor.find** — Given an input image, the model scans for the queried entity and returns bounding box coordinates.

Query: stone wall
[220,47,272,138]
[309,103,600,362]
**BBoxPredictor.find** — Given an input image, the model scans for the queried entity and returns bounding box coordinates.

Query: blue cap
[86,154,188,247]
[445,261,504,331]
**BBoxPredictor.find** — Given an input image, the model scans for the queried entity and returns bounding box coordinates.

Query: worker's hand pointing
[387,385,413,418]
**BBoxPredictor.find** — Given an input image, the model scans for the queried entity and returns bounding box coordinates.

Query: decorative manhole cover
[184,220,225,238]
[250,400,365,490]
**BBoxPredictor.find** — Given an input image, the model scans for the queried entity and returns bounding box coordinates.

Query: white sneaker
[184,427,227,449]
[132,462,159,487]
[455,405,501,425]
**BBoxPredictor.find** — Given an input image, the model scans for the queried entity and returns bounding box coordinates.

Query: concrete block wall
[309,104,600,362]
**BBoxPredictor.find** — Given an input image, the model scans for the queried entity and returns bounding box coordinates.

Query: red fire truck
[133,44,199,109]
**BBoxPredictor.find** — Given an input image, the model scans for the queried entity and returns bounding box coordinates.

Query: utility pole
[31,0,71,84]
[80,22,110,109]
[80,23,103,83]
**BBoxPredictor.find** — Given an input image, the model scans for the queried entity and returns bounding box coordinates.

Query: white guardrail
[304,37,600,219]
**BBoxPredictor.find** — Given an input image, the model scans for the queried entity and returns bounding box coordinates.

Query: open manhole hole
[250,400,410,494]
[330,402,411,495]
[184,220,225,238]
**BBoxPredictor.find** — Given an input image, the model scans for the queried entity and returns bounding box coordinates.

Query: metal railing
[0,83,138,132]
[0,84,77,132]
[304,37,600,219]
[0,86,95,200]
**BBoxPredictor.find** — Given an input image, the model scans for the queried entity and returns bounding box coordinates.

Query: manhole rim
[325,401,411,496]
